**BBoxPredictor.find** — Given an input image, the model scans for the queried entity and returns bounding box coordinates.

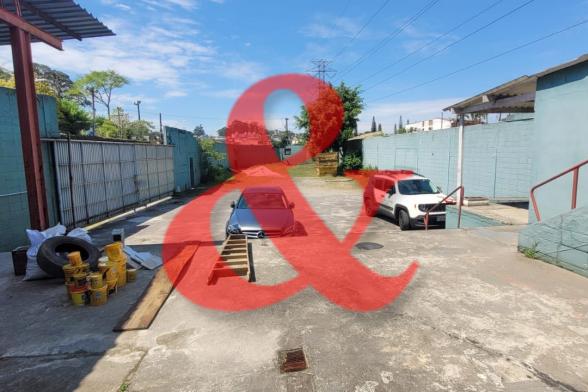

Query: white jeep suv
[363,171,450,230]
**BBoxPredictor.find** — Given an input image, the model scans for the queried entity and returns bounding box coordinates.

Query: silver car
[226,186,296,238]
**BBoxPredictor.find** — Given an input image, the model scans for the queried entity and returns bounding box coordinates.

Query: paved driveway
[2,178,587,392]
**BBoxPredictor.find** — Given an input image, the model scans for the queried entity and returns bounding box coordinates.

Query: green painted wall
[0,87,60,251]
[530,61,588,222]
[362,117,534,200]
[165,126,201,191]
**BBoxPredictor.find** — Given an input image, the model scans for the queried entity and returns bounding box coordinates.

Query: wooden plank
[208,234,250,285]
[113,244,198,332]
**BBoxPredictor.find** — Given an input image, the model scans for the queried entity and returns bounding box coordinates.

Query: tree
[33,63,73,99]
[295,81,363,154]
[95,116,119,138]
[398,115,403,130]
[126,120,154,140]
[371,116,377,132]
[217,126,227,137]
[0,75,57,97]
[394,124,397,133]
[378,123,382,133]
[72,70,128,118]
[58,99,91,135]
[193,124,206,138]
[0,66,11,81]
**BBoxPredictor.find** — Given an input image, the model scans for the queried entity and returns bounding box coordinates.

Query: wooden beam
[0,7,62,50]
[21,1,82,41]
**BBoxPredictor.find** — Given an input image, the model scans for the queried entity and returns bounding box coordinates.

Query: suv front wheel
[398,209,411,231]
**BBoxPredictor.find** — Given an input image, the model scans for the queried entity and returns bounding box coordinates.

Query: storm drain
[278,348,308,373]
[355,242,384,250]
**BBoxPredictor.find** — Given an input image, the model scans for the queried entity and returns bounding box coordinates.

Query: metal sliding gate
[51,139,174,227]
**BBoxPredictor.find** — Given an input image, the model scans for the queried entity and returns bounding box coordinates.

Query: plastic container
[68,251,83,267]
[11,246,28,276]
[116,260,127,287]
[89,285,107,306]
[104,242,125,262]
[72,273,87,289]
[62,264,76,284]
[126,268,137,282]
[106,278,117,295]
[70,286,87,306]
[89,272,103,289]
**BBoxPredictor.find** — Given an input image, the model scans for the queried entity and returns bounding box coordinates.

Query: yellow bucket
[126,268,137,282]
[98,261,110,274]
[106,278,117,295]
[72,273,87,289]
[70,287,87,306]
[89,272,103,289]
[116,260,127,287]
[105,242,125,261]
[89,285,108,306]
[62,264,75,284]
[80,263,90,274]
[68,251,82,267]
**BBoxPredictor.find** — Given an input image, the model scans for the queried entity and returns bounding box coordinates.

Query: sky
[1,0,588,135]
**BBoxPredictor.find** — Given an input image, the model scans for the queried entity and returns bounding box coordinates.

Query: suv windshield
[398,179,439,195]
[238,193,287,209]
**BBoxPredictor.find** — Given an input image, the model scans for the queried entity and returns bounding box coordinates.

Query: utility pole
[160,112,165,145]
[133,100,141,121]
[90,87,96,136]
[284,117,289,144]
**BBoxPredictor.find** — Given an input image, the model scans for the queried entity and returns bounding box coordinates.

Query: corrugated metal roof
[0,0,114,46]
[444,54,588,114]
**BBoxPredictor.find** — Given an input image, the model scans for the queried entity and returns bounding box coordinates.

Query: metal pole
[572,167,579,210]
[456,113,465,208]
[9,0,48,230]
[66,134,76,226]
[134,100,141,121]
[160,113,166,145]
[91,87,96,135]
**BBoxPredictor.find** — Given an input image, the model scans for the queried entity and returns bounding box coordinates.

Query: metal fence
[51,139,174,227]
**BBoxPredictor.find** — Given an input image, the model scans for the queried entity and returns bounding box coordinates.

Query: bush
[342,153,362,170]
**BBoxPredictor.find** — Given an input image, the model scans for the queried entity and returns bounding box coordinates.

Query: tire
[398,209,411,231]
[37,236,100,278]
[364,199,377,217]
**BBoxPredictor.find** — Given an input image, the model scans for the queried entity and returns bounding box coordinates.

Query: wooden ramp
[113,244,198,332]
[207,234,251,284]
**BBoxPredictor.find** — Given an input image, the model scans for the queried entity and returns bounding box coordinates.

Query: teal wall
[0,87,59,251]
[363,117,534,200]
[165,126,201,191]
[529,61,588,222]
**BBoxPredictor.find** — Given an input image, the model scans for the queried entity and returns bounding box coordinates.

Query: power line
[369,18,588,103]
[332,0,392,60]
[356,0,505,86]
[335,0,441,80]
[364,0,536,92]
[309,59,336,82]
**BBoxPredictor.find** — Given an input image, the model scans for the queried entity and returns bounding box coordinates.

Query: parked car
[226,186,296,238]
[363,171,450,230]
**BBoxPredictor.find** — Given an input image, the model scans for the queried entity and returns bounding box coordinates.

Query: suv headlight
[227,224,241,234]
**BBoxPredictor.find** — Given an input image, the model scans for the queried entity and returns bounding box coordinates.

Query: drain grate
[355,242,384,250]
[279,348,308,373]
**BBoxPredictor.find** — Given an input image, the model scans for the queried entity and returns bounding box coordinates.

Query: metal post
[134,100,141,121]
[572,167,579,210]
[90,87,96,135]
[9,17,48,229]
[66,134,76,226]
[456,113,465,210]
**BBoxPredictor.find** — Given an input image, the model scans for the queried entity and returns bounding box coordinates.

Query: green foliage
[58,99,91,135]
[126,120,154,140]
[378,123,382,133]
[342,153,362,170]
[0,66,11,81]
[521,243,540,259]
[295,82,364,153]
[217,126,227,137]
[33,63,73,98]
[199,138,230,183]
[95,117,119,138]
[193,124,206,138]
[72,70,129,118]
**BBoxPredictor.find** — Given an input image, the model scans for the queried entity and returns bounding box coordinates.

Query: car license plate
[435,215,446,222]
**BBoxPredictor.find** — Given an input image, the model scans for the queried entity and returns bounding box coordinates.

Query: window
[238,193,287,209]
[398,179,439,195]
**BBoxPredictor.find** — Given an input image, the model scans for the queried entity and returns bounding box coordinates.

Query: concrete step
[518,206,588,277]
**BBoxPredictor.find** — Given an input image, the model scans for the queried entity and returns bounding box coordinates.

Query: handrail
[530,159,588,221]
[425,186,464,231]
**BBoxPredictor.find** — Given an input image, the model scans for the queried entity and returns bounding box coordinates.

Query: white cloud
[301,16,360,39]
[203,89,242,99]
[360,97,462,132]
[217,60,266,83]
